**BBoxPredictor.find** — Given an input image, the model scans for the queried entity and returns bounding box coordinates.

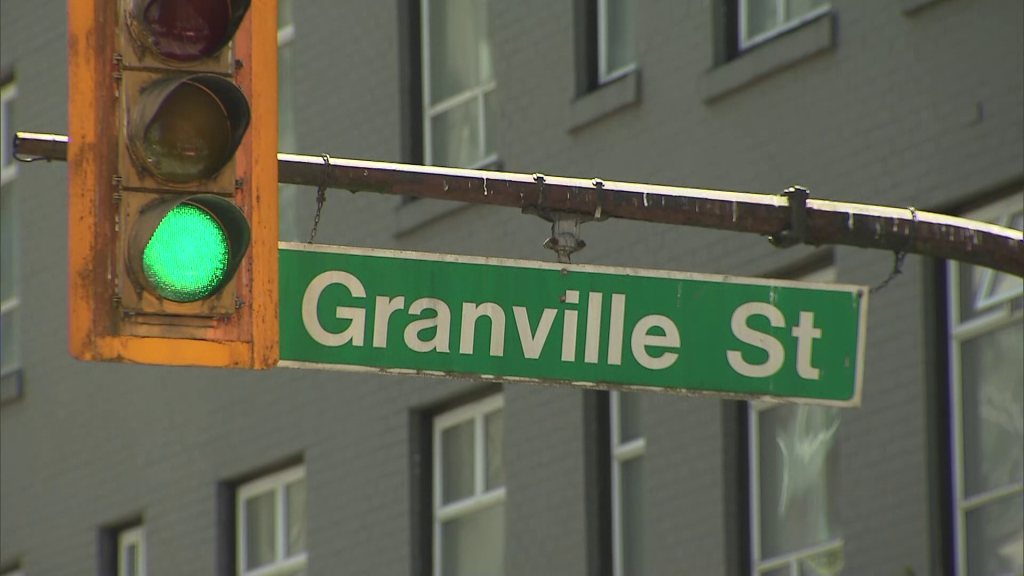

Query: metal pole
[14,132,1024,276]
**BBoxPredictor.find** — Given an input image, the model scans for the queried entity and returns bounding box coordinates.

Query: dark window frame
[216,454,305,576]
[410,383,504,576]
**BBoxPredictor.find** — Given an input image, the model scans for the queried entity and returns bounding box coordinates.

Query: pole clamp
[770,186,809,248]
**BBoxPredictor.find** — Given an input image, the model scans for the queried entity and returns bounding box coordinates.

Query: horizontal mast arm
[14,132,1023,276]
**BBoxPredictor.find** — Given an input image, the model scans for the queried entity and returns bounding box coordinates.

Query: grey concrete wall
[2,0,1021,574]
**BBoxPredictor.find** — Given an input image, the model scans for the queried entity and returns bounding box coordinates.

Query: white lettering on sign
[461,303,506,356]
[513,307,557,359]
[726,303,822,379]
[631,314,681,370]
[562,290,580,362]
[404,298,451,353]
[302,271,367,347]
[607,293,626,366]
[791,311,822,380]
[301,272,684,370]
[373,296,406,348]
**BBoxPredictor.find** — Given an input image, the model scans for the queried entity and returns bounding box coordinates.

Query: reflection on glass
[442,504,505,576]
[442,420,475,503]
[286,479,307,556]
[484,90,498,158]
[966,493,1024,576]
[961,324,1024,497]
[485,410,504,490]
[431,99,481,168]
[429,0,490,104]
[621,456,646,576]
[800,545,844,576]
[758,405,842,560]
[745,0,778,39]
[605,0,635,76]
[244,491,277,569]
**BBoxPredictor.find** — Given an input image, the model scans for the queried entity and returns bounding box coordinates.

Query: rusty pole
[14,132,1024,277]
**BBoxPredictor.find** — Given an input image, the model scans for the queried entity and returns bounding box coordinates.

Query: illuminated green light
[142,203,230,302]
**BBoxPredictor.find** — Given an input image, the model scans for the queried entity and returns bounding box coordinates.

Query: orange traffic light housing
[68,0,278,368]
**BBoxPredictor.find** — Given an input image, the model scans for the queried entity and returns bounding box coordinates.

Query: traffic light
[68,0,278,368]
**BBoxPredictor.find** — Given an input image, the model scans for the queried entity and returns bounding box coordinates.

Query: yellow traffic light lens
[142,0,232,61]
[142,203,230,302]
[142,81,232,183]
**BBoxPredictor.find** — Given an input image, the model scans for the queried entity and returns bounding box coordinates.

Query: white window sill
[568,68,641,132]
[702,11,835,103]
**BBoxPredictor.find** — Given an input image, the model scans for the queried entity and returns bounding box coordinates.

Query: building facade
[1,1,1022,575]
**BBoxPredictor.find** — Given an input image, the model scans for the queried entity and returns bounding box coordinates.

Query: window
[750,266,843,576]
[597,0,636,84]
[947,194,1023,576]
[237,465,307,576]
[611,391,645,576]
[739,0,829,50]
[117,525,146,576]
[421,0,497,169]
[433,394,505,576]
[1,76,20,394]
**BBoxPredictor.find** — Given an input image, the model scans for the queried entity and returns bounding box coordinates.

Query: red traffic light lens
[142,0,232,61]
[142,80,233,183]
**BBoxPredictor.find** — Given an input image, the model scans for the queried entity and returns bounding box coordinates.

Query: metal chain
[871,206,917,294]
[308,153,331,244]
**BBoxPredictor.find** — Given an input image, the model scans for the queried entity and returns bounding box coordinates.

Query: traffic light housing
[68,0,278,368]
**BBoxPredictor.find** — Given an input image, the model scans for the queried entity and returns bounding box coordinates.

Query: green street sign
[279,243,868,406]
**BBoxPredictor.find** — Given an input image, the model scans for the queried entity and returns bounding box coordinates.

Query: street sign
[279,243,868,406]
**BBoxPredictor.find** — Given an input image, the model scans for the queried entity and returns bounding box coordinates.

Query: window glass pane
[485,409,504,490]
[1,308,19,375]
[286,479,307,556]
[428,0,490,104]
[618,392,642,443]
[957,207,1023,321]
[758,405,842,560]
[965,493,1024,576]
[744,0,779,40]
[441,503,505,576]
[442,420,476,503]
[798,545,844,576]
[760,568,790,576]
[620,456,646,576]
[604,0,635,76]
[785,0,828,21]
[1,184,16,301]
[123,543,138,576]
[483,89,497,158]
[244,491,277,569]
[1,96,12,168]
[430,97,482,168]
[960,322,1024,496]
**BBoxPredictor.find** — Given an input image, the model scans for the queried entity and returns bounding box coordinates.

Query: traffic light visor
[128,195,251,303]
[134,0,252,62]
[128,74,251,184]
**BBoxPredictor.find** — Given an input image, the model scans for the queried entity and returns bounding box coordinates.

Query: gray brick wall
[2,0,1021,574]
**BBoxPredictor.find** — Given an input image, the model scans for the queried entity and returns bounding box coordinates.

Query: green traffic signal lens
[142,81,232,183]
[142,203,231,302]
